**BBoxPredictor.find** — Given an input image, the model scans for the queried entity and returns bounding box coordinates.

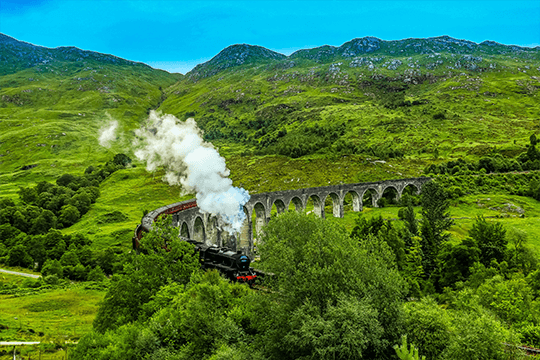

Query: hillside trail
[0,269,39,278]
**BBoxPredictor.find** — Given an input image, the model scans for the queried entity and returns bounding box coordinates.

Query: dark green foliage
[92,216,200,333]
[420,181,453,278]
[58,204,81,227]
[112,153,132,167]
[403,297,452,359]
[259,211,407,360]
[437,238,481,288]
[41,259,63,278]
[7,243,33,268]
[470,216,508,267]
[87,266,106,282]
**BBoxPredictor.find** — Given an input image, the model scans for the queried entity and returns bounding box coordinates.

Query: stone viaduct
[166,177,431,257]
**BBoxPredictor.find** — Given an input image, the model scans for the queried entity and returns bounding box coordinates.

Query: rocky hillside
[187,44,286,81]
[185,36,540,81]
[1,33,540,197]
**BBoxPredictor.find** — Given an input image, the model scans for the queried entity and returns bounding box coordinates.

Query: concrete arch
[180,221,190,238]
[401,182,420,197]
[206,216,220,246]
[143,177,433,259]
[361,187,380,208]
[193,216,206,242]
[306,194,323,217]
[252,202,267,240]
[238,207,251,253]
[271,199,286,217]
[288,196,304,212]
[380,185,400,204]
[343,190,361,212]
[323,192,341,218]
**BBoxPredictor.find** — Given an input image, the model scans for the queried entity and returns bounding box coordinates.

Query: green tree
[403,297,452,359]
[87,266,106,282]
[7,244,33,268]
[259,211,407,360]
[30,209,57,234]
[470,216,507,267]
[60,250,80,267]
[437,238,481,288]
[69,192,91,215]
[41,259,63,278]
[420,181,453,278]
[18,186,37,205]
[93,216,200,333]
[58,204,81,227]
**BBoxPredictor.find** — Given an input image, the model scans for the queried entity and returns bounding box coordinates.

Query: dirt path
[0,269,39,278]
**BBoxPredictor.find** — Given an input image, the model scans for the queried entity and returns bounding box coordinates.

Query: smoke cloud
[134,111,250,234]
[98,119,118,148]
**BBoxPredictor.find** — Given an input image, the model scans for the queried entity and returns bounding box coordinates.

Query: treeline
[425,134,540,176]
[1,154,131,234]
[0,225,116,285]
[71,182,538,359]
[0,154,131,281]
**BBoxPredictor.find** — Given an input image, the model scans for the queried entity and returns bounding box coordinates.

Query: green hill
[1,33,540,247]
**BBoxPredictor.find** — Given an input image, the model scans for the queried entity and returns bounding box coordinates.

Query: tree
[41,259,63,278]
[69,192,91,215]
[58,204,81,227]
[403,197,419,237]
[403,297,452,359]
[87,266,106,282]
[258,211,407,360]
[30,209,57,234]
[469,216,507,267]
[7,244,33,268]
[56,173,77,187]
[437,238,481,288]
[420,181,453,278]
[112,153,132,167]
[18,186,37,205]
[92,216,200,333]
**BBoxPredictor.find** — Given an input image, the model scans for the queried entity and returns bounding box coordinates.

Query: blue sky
[0,0,539,74]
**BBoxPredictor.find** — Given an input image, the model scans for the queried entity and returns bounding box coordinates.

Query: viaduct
[143,177,431,257]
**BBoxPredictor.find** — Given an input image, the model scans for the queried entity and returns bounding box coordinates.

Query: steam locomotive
[133,199,257,285]
[187,240,257,285]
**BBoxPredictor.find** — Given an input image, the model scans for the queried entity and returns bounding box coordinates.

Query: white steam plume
[98,119,118,148]
[134,111,250,234]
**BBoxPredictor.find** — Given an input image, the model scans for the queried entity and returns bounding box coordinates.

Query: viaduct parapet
[142,177,431,258]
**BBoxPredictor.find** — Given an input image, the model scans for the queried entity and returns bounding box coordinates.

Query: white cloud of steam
[98,120,118,148]
[134,111,250,234]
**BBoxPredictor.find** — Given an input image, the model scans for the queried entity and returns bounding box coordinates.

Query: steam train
[133,199,257,285]
[187,240,257,284]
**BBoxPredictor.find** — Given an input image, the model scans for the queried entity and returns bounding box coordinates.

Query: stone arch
[238,207,251,252]
[271,198,286,217]
[305,194,323,217]
[193,216,206,242]
[251,202,266,241]
[324,193,341,218]
[380,185,400,206]
[180,221,190,238]
[343,190,361,213]
[361,188,379,208]
[401,183,420,197]
[288,196,304,212]
[206,216,220,246]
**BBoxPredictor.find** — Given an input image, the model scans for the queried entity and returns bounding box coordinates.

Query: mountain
[187,44,286,81]
[0,33,181,199]
[1,33,540,198]
[186,35,540,80]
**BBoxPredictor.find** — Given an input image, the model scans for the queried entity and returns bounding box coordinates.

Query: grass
[0,282,104,359]
[0,283,104,341]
